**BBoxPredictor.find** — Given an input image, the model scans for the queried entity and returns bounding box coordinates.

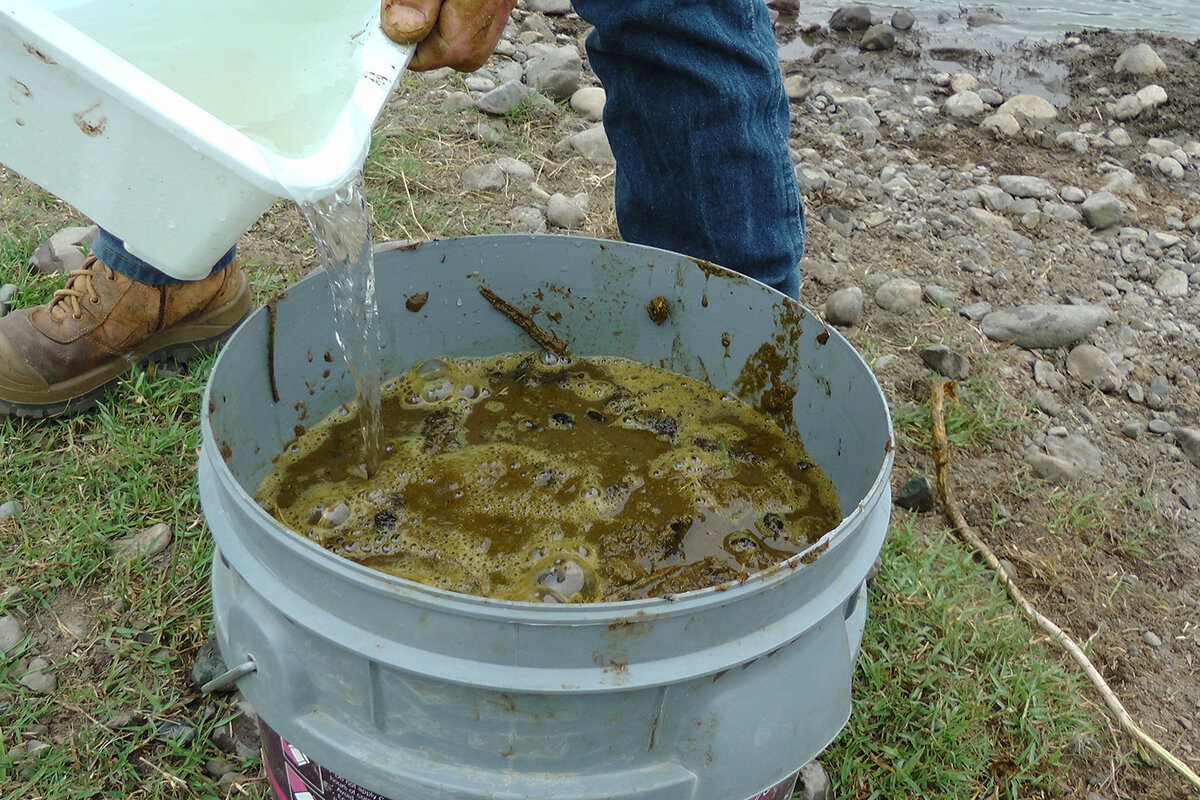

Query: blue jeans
[573,0,804,298]
[104,0,803,297]
[93,228,233,286]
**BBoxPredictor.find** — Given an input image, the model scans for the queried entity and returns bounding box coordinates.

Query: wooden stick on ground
[929,379,1200,790]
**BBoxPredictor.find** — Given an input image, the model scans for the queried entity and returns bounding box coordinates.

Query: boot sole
[0,292,252,419]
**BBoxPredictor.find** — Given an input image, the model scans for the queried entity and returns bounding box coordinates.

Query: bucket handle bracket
[201,655,258,695]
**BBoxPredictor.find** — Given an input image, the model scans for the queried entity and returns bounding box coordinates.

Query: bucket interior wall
[200,234,894,800]
[211,235,890,514]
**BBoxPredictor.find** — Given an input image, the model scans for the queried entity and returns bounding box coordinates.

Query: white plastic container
[0,0,413,279]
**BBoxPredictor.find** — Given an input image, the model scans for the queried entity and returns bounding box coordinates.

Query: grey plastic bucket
[199,234,893,800]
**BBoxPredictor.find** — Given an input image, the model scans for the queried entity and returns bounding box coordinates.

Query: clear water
[50,0,375,157]
[300,176,385,477]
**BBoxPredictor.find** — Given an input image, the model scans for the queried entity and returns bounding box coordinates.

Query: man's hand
[381,0,517,73]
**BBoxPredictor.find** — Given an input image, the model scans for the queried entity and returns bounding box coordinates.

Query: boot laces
[49,256,116,321]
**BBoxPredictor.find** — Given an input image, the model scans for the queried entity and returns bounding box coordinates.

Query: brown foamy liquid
[255,352,841,602]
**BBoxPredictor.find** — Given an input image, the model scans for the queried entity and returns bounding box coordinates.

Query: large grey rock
[508,206,547,233]
[829,4,873,31]
[996,94,1058,124]
[1176,428,1200,468]
[496,157,535,183]
[1115,43,1167,75]
[875,278,923,313]
[1045,434,1103,475]
[525,0,572,13]
[943,91,985,118]
[794,760,832,800]
[977,184,1012,212]
[1113,93,1144,121]
[1043,202,1082,224]
[1157,156,1185,180]
[891,9,916,30]
[191,636,230,691]
[965,207,1011,231]
[950,73,979,93]
[796,166,831,194]
[997,174,1056,199]
[28,225,98,276]
[839,97,879,126]
[546,192,589,229]
[569,86,606,122]
[1100,168,1143,198]
[1081,192,1124,230]
[1137,84,1169,110]
[0,615,25,653]
[980,304,1109,349]
[981,111,1020,137]
[0,283,18,317]
[1156,268,1189,297]
[784,74,811,101]
[525,45,583,102]
[1027,452,1083,485]
[966,8,1005,26]
[1066,344,1121,392]
[19,657,56,693]
[568,125,615,166]
[820,206,855,237]
[476,80,529,116]
[461,163,507,192]
[824,287,864,326]
[920,344,971,379]
[859,24,896,51]
[110,522,173,562]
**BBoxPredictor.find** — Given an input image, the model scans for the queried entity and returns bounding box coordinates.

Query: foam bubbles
[256,352,841,602]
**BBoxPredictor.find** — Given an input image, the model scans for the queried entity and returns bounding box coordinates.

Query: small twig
[140,756,187,789]
[51,610,83,641]
[929,379,1200,790]
[477,285,569,357]
[265,293,281,404]
[400,171,428,238]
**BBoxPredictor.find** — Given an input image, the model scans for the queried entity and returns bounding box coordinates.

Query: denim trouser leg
[571,0,804,298]
[92,228,234,286]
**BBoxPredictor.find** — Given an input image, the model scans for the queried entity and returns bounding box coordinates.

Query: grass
[1,357,259,799]
[892,375,1032,453]
[827,520,1099,799]
[1038,483,1167,564]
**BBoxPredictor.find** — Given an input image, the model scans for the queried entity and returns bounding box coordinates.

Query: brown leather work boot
[0,256,251,417]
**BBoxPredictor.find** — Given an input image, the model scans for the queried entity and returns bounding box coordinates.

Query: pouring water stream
[299,176,385,477]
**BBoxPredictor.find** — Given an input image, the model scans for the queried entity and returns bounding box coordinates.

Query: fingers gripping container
[199,235,895,800]
[0,0,413,279]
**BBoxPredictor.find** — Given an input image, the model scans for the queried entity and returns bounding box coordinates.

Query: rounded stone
[943,91,985,118]
[1115,43,1167,75]
[825,286,865,326]
[1081,192,1124,230]
[0,615,25,654]
[1066,344,1121,392]
[874,278,923,313]
[997,93,1058,124]
[569,86,606,122]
